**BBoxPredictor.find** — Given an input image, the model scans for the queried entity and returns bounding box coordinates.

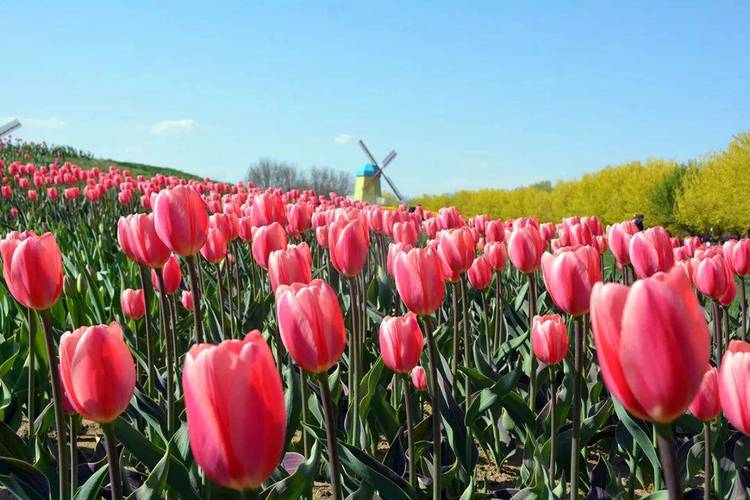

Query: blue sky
[3,1,749,196]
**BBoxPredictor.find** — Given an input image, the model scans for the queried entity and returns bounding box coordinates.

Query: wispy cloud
[3,117,66,129]
[334,133,352,144]
[150,119,195,135]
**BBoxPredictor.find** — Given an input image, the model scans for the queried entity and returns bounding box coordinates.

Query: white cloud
[3,117,66,129]
[150,119,195,135]
[334,133,352,144]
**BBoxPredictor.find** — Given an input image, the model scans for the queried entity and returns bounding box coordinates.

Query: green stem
[40,310,70,500]
[741,276,747,341]
[300,369,310,457]
[653,424,662,491]
[138,265,156,395]
[550,365,557,486]
[493,271,503,354]
[69,416,77,496]
[569,315,583,500]
[318,371,343,500]
[459,275,472,467]
[451,283,459,396]
[403,374,417,493]
[156,272,175,436]
[421,315,442,500]
[528,273,537,411]
[102,422,123,500]
[185,254,205,343]
[703,423,711,500]
[217,263,227,339]
[26,307,35,445]
[655,423,683,500]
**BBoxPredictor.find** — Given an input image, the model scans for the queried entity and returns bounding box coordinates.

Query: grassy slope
[71,157,203,180]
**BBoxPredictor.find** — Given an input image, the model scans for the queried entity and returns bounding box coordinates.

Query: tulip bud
[719,341,750,435]
[531,315,569,365]
[0,232,63,311]
[153,186,209,257]
[688,366,720,422]
[120,288,146,320]
[467,256,492,289]
[379,313,424,374]
[411,366,428,392]
[393,247,446,316]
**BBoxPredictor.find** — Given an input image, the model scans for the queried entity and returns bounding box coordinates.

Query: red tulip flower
[606,221,639,268]
[531,314,569,365]
[508,225,545,273]
[268,243,313,292]
[379,313,424,374]
[719,341,750,435]
[200,227,228,264]
[393,247,446,316]
[328,215,369,277]
[483,241,507,271]
[153,186,209,257]
[688,366,720,422]
[275,280,347,373]
[437,227,476,276]
[629,226,674,278]
[181,290,194,310]
[392,220,420,246]
[411,366,428,391]
[251,222,288,269]
[723,239,750,276]
[0,231,63,310]
[250,191,287,228]
[151,254,182,294]
[692,252,731,300]
[590,267,710,422]
[182,331,285,490]
[120,288,145,320]
[59,323,136,423]
[117,213,171,268]
[541,245,601,316]
[467,256,493,289]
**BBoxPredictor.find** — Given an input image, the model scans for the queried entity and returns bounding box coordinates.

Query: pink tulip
[117,213,171,268]
[394,247,446,316]
[606,222,639,268]
[275,280,347,373]
[0,232,63,310]
[467,256,492,289]
[328,215,369,277]
[719,341,750,435]
[411,366,428,391]
[268,243,313,292]
[250,191,287,227]
[688,366,720,422]
[181,290,194,310]
[153,186,209,257]
[59,323,136,423]
[392,220,420,246]
[531,314,569,365]
[723,239,750,276]
[629,226,674,278]
[151,254,182,294]
[379,313,424,374]
[120,288,145,320]
[182,331,285,490]
[590,267,710,422]
[483,241,507,271]
[437,227,476,276]
[541,245,601,316]
[692,252,731,300]
[508,225,545,273]
[200,227,228,264]
[251,222,288,269]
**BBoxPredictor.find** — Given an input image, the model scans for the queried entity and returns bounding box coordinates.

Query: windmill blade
[358,140,379,166]
[381,171,404,202]
[381,150,397,169]
[0,119,21,138]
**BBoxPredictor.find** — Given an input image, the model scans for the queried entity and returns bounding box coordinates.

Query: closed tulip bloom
[118,213,171,267]
[0,232,63,310]
[59,323,136,423]
[182,290,194,310]
[483,241,507,271]
[541,245,601,316]
[328,216,369,277]
[315,226,329,249]
[209,212,240,241]
[720,276,737,307]
[692,252,731,300]
[200,227,228,264]
[438,227,476,276]
[531,315,569,365]
[183,331,285,490]
[607,221,640,268]
[411,365,428,391]
[719,341,750,435]
[387,242,412,276]
[152,254,182,294]
[120,288,145,320]
[275,280,347,373]
[590,267,710,422]
[508,225,545,273]
[250,191,287,228]
[723,239,750,276]
[153,186,209,257]
[268,243,313,292]
[379,313,424,374]
[238,216,254,242]
[392,220,420,246]
[394,247,446,316]
[468,256,493,289]
[251,222,288,269]
[629,226,674,278]
[688,366,720,421]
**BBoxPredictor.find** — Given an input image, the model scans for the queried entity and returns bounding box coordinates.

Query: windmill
[354,139,405,204]
[0,119,21,138]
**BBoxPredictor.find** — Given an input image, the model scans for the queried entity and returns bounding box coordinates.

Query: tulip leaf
[0,418,28,460]
[338,442,415,500]
[262,439,320,499]
[465,365,520,426]
[0,457,50,500]
[132,442,171,500]
[613,402,661,475]
[72,463,108,500]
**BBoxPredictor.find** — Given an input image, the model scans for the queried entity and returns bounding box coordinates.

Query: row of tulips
[0,158,749,499]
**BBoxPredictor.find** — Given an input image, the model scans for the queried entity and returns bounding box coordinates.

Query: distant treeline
[413,131,750,237]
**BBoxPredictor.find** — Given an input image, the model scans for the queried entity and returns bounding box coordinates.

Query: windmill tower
[354,140,405,204]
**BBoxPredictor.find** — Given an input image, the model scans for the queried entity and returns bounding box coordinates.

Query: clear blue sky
[4,1,749,196]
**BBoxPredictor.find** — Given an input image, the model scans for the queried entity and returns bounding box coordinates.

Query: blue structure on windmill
[353,163,381,203]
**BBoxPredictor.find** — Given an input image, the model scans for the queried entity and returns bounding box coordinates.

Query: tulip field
[1,157,750,500]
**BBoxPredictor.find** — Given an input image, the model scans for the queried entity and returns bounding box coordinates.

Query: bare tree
[245,158,353,196]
